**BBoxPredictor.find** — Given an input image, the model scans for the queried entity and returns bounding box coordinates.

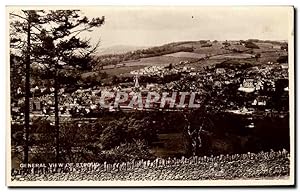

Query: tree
[34,10,104,163]
[10,9,105,163]
[10,10,47,164]
[181,104,215,156]
[255,53,261,61]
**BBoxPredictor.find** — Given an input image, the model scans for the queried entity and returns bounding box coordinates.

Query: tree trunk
[23,18,31,164]
[54,63,60,163]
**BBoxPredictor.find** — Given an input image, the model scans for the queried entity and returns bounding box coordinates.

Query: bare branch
[9,13,28,21]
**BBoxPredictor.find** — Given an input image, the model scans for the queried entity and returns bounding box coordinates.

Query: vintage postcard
[6,6,294,186]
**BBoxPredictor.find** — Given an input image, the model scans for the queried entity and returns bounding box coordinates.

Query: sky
[79,6,292,49]
[8,6,293,49]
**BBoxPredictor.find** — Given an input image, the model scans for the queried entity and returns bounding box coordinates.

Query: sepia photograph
[6,6,294,186]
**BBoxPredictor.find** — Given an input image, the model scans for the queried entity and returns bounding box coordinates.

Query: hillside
[90,39,288,78]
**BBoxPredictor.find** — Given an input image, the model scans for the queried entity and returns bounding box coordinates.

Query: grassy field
[121,56,196,67]
[99,55,197,76]
[209,53,254,59]
[102,65,146,76]
[164,51,206,59]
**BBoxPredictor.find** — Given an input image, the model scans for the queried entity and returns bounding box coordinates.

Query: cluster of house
[184,61,288,112]
[130,65,195,77]
[238,79,264,93]
[11,56,289,120]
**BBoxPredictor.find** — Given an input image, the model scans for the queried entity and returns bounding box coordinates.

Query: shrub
[99,140,155,163]
[277,55,288,63]
[245,41,260,49]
